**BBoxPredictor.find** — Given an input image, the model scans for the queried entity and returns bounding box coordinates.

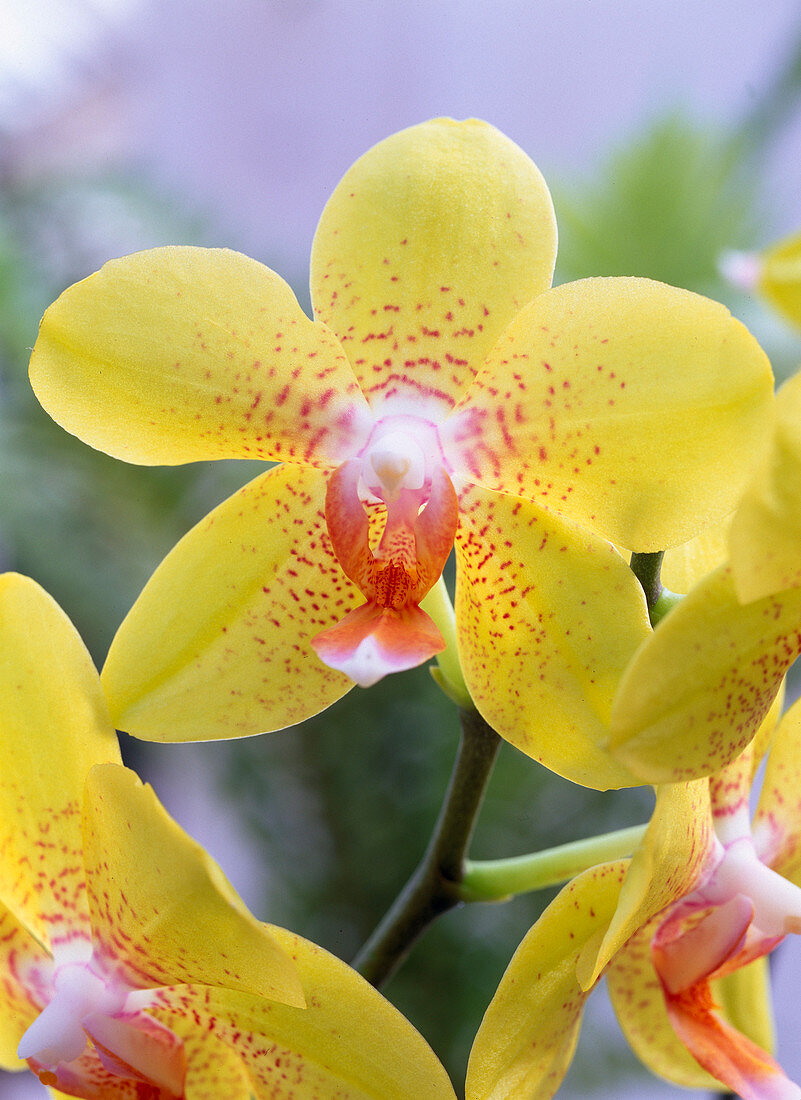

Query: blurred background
[2,1,801,1097]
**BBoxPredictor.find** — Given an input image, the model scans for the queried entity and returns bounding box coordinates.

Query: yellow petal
[465,862,627,1100]
[730,370,801,603]
[609,566,801,783]
[578,779,713,987]
[661,513,732,594]
[180,1028,254,1100]
[311,118,557,419]
[82,764,304,1007]
[454,486,649,790]
[449,277,774,550]
[102,465,358,742]
[0,903,43,1069]
[758,229,801,332]
[155,925,457,1099]
[30,246,371,467]
[754,695,801,882]
[0,573,120,949]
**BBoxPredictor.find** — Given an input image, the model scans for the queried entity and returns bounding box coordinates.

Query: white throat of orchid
[18,960,129,1069]
[699,835,801,938]
[359,418,444,503]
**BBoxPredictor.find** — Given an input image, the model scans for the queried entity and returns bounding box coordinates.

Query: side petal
[29,246,372,467]
[153,925,457,1100]
[578,779,714,987]
[754,696,801,880]
[454,486,649,790]
[311,118,557,418]
[730,370,801,603]
[0,903,45,1069]
[609,566,801,783]
[758,230,801,333]
[0,574,120,950]
[82,764,304,1008]
[101,465,359,742]
[465,862,627,1100]
[447,277,773,550]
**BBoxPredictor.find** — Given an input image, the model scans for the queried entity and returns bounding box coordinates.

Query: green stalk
[458,824,646,903]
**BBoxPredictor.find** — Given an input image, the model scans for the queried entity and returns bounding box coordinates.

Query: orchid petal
[102,465,359,742]
[754,696,801,881]
[81,764,304,1008]
[311,118,557,418]
[29,246,371,467]
[730,371,801,603]
[465,862,627,1100]
[448,277,773,550]
[758,230,801,333]
[154,925,457,1099]
[0,574,120,949]
[0,903,43,1069]
[609,566,801,783]
[661,513,732,593]
[607,918,773,1091]
[454,486,649,789]
[578,779,714,987]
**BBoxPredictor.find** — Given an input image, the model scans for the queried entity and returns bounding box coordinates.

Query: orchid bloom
[721,229,801,333]
[466,690,801,1100]
[29,118,773,788]
[0,573,457,1099]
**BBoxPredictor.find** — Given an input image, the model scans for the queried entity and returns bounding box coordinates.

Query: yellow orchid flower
[28,118,773,789]
[721,230,801,333]
[0,573,457,1099]
[467,691,801,1099]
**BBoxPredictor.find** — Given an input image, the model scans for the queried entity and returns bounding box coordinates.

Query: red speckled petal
[82,764,304,1007]
[0,902,46,1069]
[311,118,557,419]
[101,465,360,742]
[447,277,773,550]
[152,925,457,1100]
[0,574,121,952]
[465,862,627,1100]
[754,698,801,882]
[29,246,372,467]
[609,566,801,783]
[454,485,649,790]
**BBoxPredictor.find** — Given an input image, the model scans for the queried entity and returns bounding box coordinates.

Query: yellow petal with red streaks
[154,926,457,1100]
[465,861,628,1100]
[310,118,557,419]
[758,230,801,333]
[754,696,801,882]
[0,574,120,950]
[609,566,801,783]
[454,486,649,790]
[730,370,801,603]
[29,246,372,467]
[607,919,774,1090]
[0,902,45,1069]
[82,764,304,1007]
[578,779,713,987]
[448,277,773,550]
[102,465,359,742]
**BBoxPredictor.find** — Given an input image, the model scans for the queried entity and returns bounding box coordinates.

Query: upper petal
[101,465,359,742]
[465,861,627,1100]
[310,118,557,419]
[0,574,121,950]
[82,764,304,1008]
[609,566,801,783]
[29,246,372,467]
[447,277,774,549]
[154,925,457,1100]
[730,370,801,603]
[454,485,649,790]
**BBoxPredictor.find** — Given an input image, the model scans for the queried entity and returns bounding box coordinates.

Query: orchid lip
[357,414,451,503]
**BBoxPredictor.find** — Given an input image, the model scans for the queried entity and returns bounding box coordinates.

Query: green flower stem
[629,550,664,616]
[352,707,501,989]
[457,823,647,903]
